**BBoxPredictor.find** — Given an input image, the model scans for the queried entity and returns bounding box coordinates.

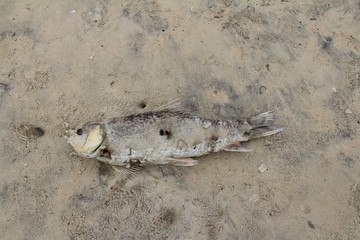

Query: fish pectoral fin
[111,164,141,176]
[165,157,199,167]
[223,143,252,152]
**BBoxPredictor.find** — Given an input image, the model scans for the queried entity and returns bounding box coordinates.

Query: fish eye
[76,129,83,135]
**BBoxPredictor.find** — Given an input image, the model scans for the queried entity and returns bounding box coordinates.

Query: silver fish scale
[101,111,250,165]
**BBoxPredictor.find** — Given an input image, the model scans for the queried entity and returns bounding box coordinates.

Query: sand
[0,0,359,239]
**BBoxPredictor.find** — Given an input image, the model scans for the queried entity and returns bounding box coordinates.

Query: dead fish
[66,110,283,171]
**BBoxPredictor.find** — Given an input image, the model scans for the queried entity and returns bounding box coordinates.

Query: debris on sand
[345,109,353,114]
[14,124,45,141]
[249,194,260,204]
[258,164,268,173]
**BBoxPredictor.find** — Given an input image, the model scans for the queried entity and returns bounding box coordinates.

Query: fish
[66,110,283,171]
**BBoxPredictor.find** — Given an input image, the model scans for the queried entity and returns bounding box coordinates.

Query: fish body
[67,111,283,168]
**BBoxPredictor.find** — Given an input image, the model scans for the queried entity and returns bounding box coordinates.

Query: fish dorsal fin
[153,98,182,112]
[152,98,201,117]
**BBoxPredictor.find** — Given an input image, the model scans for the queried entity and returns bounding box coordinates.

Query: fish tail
[249,111,274,127]
[248,111,283,139]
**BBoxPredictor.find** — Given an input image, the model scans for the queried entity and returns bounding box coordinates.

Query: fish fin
[165,157,199,167]
[249,111,275,128]
[249,126,284,139]
[111,165,141,176]
[223,142,252,152]
[153,98,182,111]
[247,111,283,139]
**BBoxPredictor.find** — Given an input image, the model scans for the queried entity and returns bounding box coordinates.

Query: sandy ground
[1,0,360,239]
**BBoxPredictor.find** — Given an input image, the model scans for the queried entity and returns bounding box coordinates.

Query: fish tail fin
[249,111,274,128]
[248,126,284,139]
[247,111,283,139]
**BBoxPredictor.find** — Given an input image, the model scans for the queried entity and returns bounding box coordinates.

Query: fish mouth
[65,129,73,142]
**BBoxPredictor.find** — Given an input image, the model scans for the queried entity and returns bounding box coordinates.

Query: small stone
[331,87,337,92]
[89,56,94,59]
[249,194,260,204]
[70,10,76,14]
[258,164,268,173]
[307,220,315,229]
[345,109,353,114]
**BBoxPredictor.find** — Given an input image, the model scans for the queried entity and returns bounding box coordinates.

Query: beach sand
[0,0,359,239]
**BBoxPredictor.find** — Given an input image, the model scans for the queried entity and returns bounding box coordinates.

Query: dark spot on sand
[98,162,111,176]
[159,129,164,135]
[16,124,45,139]
[339,152,354,168]
[307,220,315,229]
[98,162,113,187]
[122,1,168,33]
[0,82,9,89]
[0,82,10,98]
[265,64,270,71]
[322,36,332,50]
[207,220,222,240]
[33,127,44,137]
[122,8,130,16]
[138,101,147,109]
[75,191,96,203]
[344,156,354,167]
[158,208,176,225]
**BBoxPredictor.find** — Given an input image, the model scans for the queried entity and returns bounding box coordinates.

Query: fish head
[66,123,105,157]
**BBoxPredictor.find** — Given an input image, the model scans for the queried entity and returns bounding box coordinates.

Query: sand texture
[1,0,360,239]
